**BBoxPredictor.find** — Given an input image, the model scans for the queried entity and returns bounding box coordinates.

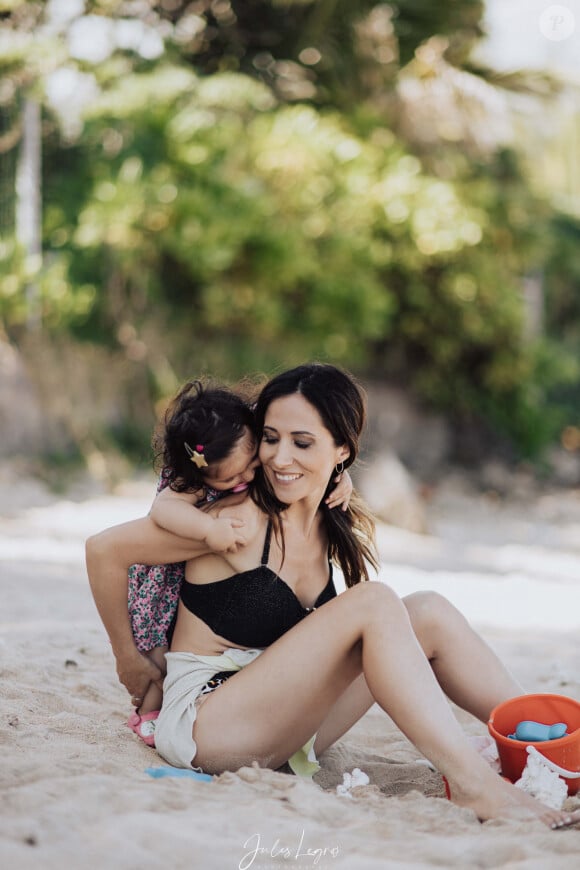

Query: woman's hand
[325,469,353,511]
[115,646,164,705]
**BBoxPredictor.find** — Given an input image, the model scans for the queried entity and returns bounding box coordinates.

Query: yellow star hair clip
[184,442,208,468]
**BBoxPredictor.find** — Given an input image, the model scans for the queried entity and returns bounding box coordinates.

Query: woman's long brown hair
[251,363,378,586]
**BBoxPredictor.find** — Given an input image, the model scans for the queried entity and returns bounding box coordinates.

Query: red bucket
[488,693,580,795]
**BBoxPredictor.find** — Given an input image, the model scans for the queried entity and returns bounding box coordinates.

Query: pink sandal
[127,710,159,747]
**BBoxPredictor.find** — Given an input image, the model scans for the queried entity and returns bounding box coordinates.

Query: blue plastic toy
[145,766,213,782]
[508,720,568,742]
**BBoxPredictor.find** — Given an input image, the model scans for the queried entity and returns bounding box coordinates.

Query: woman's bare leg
[314,674,374,754]
[403,591,522,721]
[190,582,578,827]
[296,589,522,755]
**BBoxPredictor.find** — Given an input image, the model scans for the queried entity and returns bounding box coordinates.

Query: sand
[2,472,580,869]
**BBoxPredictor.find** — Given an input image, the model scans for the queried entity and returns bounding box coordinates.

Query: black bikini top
[180,522,336,648]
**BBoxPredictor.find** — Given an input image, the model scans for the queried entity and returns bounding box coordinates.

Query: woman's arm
[150,488,247,553]
[85,517,210,698]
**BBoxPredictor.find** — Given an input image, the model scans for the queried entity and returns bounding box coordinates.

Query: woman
[86,363,579,828]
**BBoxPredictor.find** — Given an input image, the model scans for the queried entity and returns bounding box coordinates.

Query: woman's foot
[127,709,159,747]
[447,767,580,829]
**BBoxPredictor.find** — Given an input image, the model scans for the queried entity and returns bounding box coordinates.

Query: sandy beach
[2,471,580,870]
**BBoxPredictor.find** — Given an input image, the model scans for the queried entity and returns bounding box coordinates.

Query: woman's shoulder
[209,494,266,538]
[188,497,268,573]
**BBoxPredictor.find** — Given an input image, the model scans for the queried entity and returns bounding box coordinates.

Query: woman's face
[203,428,260,492]
[259,393,349,504]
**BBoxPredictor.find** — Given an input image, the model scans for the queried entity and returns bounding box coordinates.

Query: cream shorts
[155,647,262,769]
[155,647,319,777]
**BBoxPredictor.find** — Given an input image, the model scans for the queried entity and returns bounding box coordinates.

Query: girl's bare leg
[190,582,579,827]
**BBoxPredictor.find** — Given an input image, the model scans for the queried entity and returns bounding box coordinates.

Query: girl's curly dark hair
[153,380,255,492]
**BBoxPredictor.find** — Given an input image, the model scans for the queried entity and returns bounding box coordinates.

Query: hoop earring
[335,461,345,475]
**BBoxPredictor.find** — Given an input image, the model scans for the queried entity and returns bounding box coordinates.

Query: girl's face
[259,393,349,505]
[203,428,260,492]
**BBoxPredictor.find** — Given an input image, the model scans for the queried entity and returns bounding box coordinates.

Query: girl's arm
[325,469,353,511]
[150,487,247,553]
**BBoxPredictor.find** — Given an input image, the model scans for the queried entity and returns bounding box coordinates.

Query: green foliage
[391,0,484,65]
[38,73,542,432]
[538,213,580,436]
[544,213,580,342]
[2,0,580,460]
[145,0,484,105]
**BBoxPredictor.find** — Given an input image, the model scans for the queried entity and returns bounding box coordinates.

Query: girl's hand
[326,469,353,511]
[116,647,164,704]
[205,516,247,553]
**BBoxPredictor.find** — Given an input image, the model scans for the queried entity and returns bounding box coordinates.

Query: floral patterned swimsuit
[127,470,233,652]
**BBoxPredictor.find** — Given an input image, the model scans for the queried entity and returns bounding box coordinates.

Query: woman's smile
[273,472,303,483]
[260,393,348,503]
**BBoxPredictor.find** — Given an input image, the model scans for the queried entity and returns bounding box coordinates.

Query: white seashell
[336,768,370,798]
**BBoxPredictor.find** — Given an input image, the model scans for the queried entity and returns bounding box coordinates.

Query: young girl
[126,379,352,745]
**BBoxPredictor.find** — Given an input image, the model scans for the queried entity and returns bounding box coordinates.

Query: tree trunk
[16,97,42,330]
